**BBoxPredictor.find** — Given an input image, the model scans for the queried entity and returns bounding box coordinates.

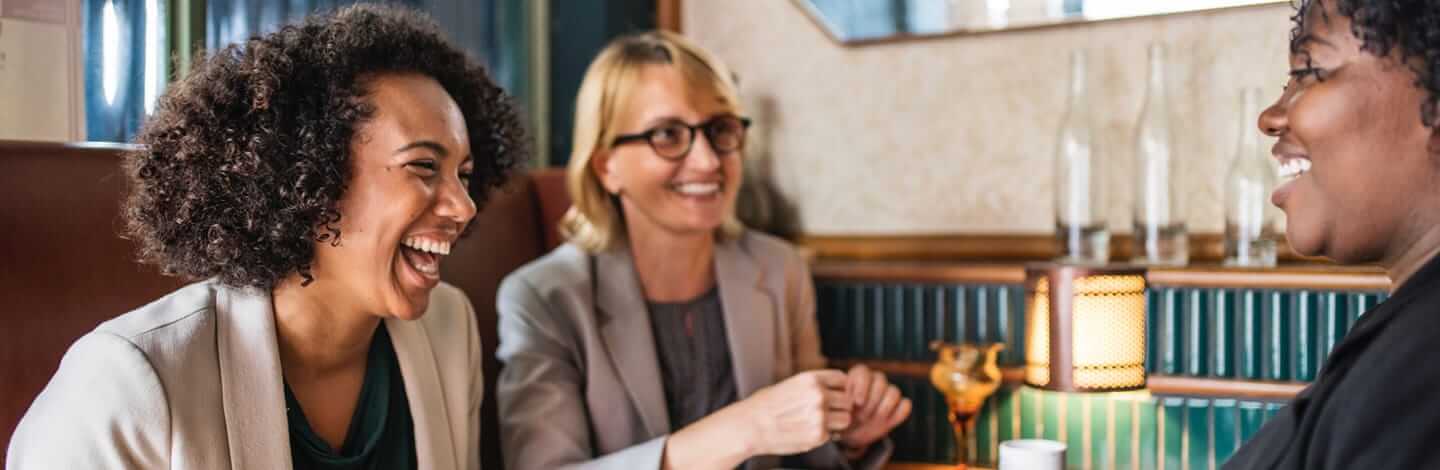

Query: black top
[646,287,738,431]
[1224,254,1440,469]
[285,324,417,470]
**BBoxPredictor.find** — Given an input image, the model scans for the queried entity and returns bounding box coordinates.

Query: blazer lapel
[215,285,291,470]
[715,238,776,398]
[387,317,459,470]
[595,246,672,436]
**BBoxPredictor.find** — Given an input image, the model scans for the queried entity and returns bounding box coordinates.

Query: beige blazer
[496,231,891,470]
[6,280,483,470]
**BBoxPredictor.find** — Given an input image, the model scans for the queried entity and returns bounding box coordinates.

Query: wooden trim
[799,233,1322,264]
[833,359,1304,400]
[656,0,681,32]
[1146,375,1306,401]
[830,360,1025,384]
[812,260,1025,284]
[812,258,1389,292]
[1147,265,1389,291]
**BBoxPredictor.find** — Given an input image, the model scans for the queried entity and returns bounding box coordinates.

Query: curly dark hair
[1292,0,1440,125]
[123,3,526,289]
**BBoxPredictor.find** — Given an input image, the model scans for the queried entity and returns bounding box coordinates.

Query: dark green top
[284,324,416,470]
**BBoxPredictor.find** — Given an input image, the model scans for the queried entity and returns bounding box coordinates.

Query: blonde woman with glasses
[495,31,910,470]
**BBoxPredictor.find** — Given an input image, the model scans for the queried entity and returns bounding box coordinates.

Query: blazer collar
[595,243,671,436]
[594,234,779,436]
[215,284,291,470]
[714,237,777,399]
[215,284,458,470]
[386,316,459,470]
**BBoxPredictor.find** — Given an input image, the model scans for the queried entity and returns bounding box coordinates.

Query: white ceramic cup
[998,439,1067,470]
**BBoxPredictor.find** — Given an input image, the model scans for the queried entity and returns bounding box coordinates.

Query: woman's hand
[838,364,912,456]
[665,369,852,469]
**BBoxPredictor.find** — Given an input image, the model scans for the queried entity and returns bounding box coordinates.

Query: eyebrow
[393,140,449,157]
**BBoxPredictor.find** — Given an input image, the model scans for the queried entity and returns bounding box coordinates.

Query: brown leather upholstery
[0,140,571,469]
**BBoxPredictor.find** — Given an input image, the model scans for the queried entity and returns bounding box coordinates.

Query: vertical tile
[1162,398,1186,470]
[973,392,991,465]
[883,285,905,359]
[1185,289,1210,377]
[849,285,867,359]
[1187,399,1211,470]
[907,284,928,361]
[1147,288,1161,374]
[1004,284,1027,366]
[1238,401,1266,444]
[1021,386,1040,439]
[1114,395,1135,470]
[868,285,887,358]
[1293,291,1318,381]
[1238,289,1264,380]
[1263,290,1292,381]
[997,386,1016,446]
[814,283,837,358]
[949,286,969,344]
[1067,393,1085,470]
[1317,292,1346,374]
[1211,289,1236,378]
[923,286,945,360]
[1138,397,1158,470]
[1043,389,1063,442]
[1089,394,1109,470]
[1213,399,1240,467]
[970,286,990,344]
[1161,288,1185,375]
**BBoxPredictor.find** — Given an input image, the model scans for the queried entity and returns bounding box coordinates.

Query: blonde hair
[559,30,746,253]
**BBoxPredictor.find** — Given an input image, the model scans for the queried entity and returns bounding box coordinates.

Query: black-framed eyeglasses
[610,115,752,161]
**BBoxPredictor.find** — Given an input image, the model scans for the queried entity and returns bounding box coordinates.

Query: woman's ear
[591,150,621,195]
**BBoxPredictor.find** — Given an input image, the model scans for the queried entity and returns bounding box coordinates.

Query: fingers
[823,387,852,412]
[810,369,848,390]
[887,398,914,429]
[861,371,888,418]
[825,410,853,431]
[874,386,903,419]
[847,364,873,406]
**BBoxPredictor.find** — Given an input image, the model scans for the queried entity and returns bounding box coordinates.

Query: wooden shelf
[831,359,1305,400]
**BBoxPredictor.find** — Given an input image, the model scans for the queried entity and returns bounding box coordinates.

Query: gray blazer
[6,280,483,470]
[496,231,891,470]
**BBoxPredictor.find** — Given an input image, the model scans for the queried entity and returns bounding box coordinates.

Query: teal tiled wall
[814,279,1387,469]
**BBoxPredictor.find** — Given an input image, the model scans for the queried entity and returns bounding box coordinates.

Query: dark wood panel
[657,0,681,32]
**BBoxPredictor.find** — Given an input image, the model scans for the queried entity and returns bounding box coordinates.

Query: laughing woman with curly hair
[5,4,523,469]
[1225,0,1440,468]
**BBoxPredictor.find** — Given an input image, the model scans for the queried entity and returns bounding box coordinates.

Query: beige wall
[685,1,1293,235]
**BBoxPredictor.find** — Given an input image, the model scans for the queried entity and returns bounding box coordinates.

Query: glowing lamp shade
[1024,264,1147,392]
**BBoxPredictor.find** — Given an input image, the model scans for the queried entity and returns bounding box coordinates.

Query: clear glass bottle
[1131,43,1188,266]
[1055,50,1109,265]
[1224,88,1280,267]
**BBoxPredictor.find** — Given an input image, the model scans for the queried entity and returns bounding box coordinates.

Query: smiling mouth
[399,236,450,281]
[669,181,722,197]
[1277,157,1311,180]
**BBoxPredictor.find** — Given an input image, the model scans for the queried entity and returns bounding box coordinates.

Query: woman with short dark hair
[1227,0,1440,468]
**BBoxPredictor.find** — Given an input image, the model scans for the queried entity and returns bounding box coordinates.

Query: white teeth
[1278,158,1311,179]
[402,237,451,256]
[673,182,720,196]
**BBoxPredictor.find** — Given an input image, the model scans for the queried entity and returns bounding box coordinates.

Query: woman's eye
[408,160,438,174]
[459,171,473,186]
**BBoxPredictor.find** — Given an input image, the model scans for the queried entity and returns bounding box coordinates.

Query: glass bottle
[1224,88,1280,267]
[1131,43,1188,266]
[1055,50,1109,265]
